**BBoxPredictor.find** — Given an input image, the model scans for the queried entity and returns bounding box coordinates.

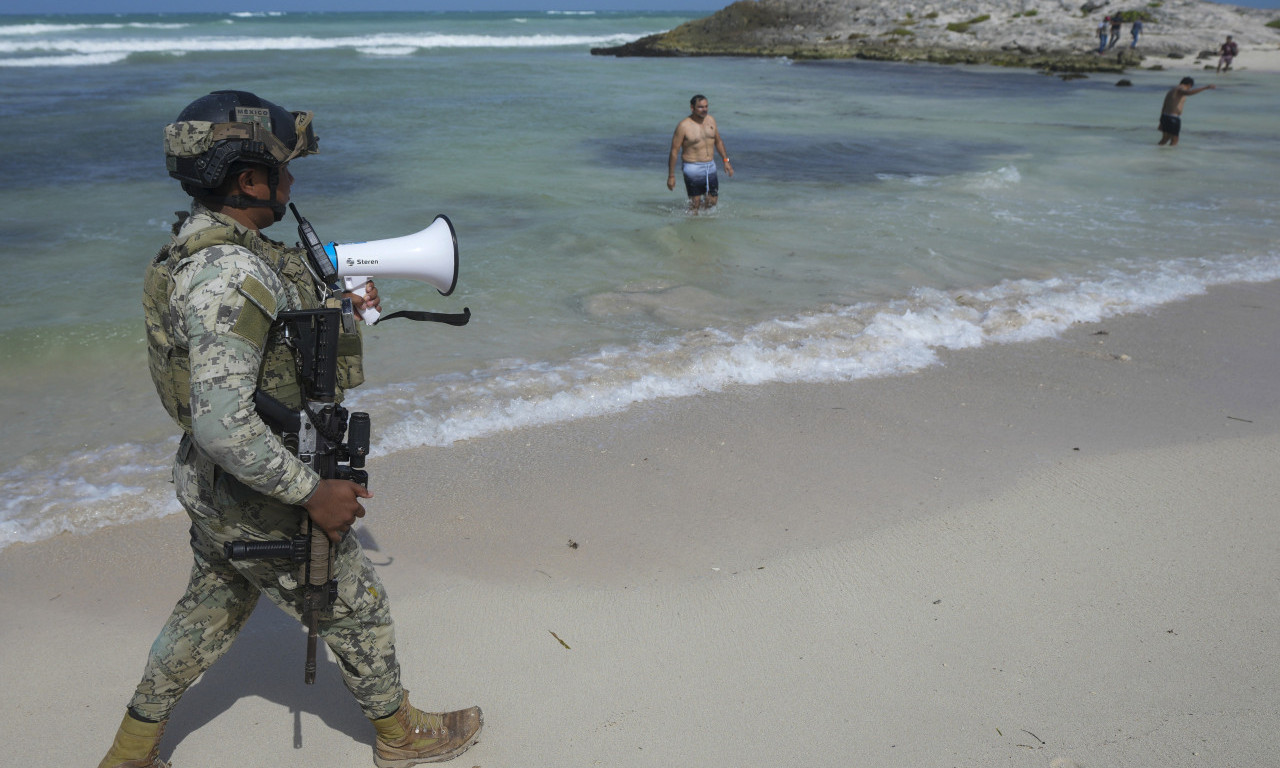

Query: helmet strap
[265,167,286,222]
[197,165,286,222]
[198,193,286,222]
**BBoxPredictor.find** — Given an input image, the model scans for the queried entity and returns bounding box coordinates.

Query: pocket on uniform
[329,542,384,621]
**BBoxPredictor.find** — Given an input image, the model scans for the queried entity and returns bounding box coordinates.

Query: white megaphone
[322,215,459,324]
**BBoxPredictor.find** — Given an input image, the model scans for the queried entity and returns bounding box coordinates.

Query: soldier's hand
[344,280,381,321]
[303,479,372,542]
[361,280,381,313]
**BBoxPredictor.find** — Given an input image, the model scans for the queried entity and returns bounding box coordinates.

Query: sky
[1,0,1275,14]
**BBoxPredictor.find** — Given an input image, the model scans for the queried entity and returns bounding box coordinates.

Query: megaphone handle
[342,276,380,325]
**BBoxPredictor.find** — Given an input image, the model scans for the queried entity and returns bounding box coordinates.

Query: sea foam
[0,22,189,35]
[363,251,1280,454]
[3,250,1277,551]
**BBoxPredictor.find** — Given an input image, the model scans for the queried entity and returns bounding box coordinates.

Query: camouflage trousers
[128,439,403,722]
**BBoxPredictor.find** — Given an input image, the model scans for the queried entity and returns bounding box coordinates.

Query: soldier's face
[237,165,295,229]
[240,165,293,202]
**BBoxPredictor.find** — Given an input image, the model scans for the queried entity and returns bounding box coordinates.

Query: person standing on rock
[1158,77,1216,147]
[668,94,733,214]
[1097,18,1109,54]
[1130,19,1143,49]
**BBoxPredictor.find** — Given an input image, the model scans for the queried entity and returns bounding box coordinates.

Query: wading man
[667,94,733,214]
[96,90,483,768]
[1158,77,1216,147]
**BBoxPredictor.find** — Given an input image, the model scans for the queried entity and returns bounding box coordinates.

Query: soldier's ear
[234,167,264,195]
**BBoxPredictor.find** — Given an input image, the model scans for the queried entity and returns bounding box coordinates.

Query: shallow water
[2,10,1278,548]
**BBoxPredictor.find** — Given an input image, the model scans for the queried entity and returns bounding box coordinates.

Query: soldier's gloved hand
[303,479,372,543]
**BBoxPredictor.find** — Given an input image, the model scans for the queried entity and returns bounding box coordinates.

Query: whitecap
[362,250,1280,455]
[357,46,416,57]
[0,52,131,67]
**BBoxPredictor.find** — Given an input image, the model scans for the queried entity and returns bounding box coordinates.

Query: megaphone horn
[323,215,459,296]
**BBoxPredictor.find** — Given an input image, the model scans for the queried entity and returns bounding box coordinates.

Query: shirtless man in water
[668,94,733,214]
[1158,77,1216,147]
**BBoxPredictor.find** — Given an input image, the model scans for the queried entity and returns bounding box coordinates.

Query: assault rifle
[225,305,370,684]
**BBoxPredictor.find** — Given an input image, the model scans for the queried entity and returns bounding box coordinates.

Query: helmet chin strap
[265,166,286,222]
[207,195,287,222]
[202,167,287,222]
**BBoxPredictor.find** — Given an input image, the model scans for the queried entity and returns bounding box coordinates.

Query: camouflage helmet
[164,90,317,191]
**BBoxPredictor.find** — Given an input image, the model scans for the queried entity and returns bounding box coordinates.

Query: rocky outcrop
[592,0,1280,71]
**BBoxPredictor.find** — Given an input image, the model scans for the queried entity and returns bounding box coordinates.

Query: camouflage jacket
[148,203,332,506]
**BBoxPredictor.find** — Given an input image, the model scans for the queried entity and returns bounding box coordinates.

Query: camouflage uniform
[130,203,403,723]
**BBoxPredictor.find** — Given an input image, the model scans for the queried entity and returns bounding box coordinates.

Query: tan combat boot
[97,711,170,768]
[371,690,483,768]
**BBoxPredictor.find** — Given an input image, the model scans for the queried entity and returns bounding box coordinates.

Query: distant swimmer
[667,94,733,214]
[1158,77,1216,147]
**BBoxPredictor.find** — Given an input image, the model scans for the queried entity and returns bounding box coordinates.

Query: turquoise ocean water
[1,10,1278,549]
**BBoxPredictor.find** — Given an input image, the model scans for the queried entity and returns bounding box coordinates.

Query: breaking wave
[7,251,1276,551]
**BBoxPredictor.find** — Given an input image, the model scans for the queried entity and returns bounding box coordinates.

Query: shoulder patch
[231,275,277,348]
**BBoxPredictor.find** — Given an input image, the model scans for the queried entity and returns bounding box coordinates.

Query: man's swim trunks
[682,160,718,198]
[1159,114,1181,136]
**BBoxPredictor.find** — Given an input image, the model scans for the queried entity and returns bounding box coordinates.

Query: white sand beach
[1141,43,1280,72]
[3,279,1278,767]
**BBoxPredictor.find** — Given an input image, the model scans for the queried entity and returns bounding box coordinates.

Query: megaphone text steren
[290,204,461,327]
[324,214,459,297]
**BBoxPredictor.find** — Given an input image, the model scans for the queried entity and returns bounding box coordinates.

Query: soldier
[97,90,483,768]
